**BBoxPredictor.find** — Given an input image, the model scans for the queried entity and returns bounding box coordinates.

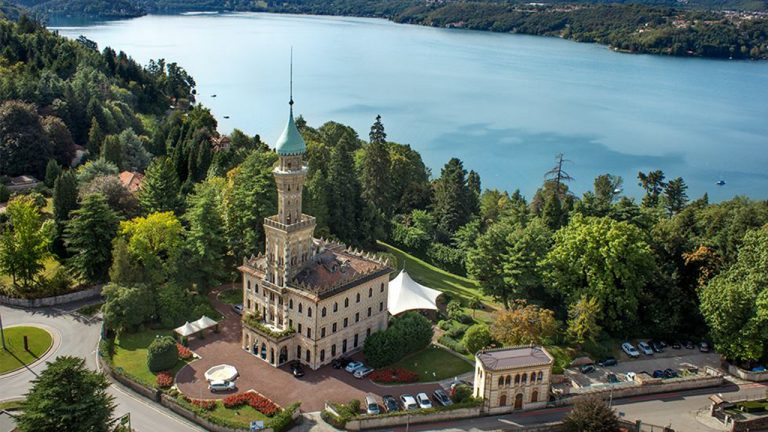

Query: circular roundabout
[0,325,54,375]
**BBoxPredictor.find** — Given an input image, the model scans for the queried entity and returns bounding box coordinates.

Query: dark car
[663,368,678,378]
[699,341,711,353]
[671,341,682,349]
[290,361,304,378]
[597,357,618,367]
[382,395,399,413]
[331,357,351,369]
[607,373,620,383]
[580,364,596,374]
[432,389,453,406]
[659,340,668,348]
[684,340,695,349]
[652,370,665,378]
[649,340,664,353]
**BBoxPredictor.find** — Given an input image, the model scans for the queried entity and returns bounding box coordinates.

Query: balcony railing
[242,313,295,341]
[263,214,316,232]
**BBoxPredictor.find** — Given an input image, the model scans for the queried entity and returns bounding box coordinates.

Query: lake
[53,13,768,201]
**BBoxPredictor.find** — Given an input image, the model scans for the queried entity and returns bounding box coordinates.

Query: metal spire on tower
[289,47,294,112]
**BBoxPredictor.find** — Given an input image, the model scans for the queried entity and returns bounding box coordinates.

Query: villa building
[239,93,392,370]
[473,346,554,413]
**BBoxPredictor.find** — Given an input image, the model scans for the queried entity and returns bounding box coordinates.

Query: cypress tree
[86,117,104,156]
[100,135,122,169]
[432,158,472,238]
[52,170,78,224]
[360,115,392,216]
[328,134,366,245]
[64,194,119,284]
[44,159,62,188]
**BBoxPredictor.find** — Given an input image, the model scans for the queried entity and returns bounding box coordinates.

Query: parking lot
[568,345,721,388]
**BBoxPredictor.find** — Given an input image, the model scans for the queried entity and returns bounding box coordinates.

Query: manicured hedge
[364,313,433,368]
[147,336,177,372]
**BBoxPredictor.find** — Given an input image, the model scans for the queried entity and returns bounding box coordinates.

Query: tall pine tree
[139,156,182,214]
[52,170,78,225]
[328,134,366,245]
[360,115,393,216]
[64,194,119,284]
[183,179,227,292]
[432,158,473,239]
[86,117,104,156]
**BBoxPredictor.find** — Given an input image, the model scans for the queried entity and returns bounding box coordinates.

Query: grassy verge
[217,288,242,305]
[0,326,53,374]
[391,344,473,382]
[77,302,103,317]
[112,330,186,387]
[0,400,24,411]
[0,257,63,291]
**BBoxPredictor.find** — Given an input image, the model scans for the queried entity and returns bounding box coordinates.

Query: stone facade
[473,346,554,413]
[238,104,391,371]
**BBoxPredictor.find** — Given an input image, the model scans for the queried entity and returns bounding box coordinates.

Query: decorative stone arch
[279,346,288,364]
[504,375,511,386]
[514,374,520,384]
[260,343,267,360]
[531,390,539,403]
[499,394,507,406]
[514,393,524,410]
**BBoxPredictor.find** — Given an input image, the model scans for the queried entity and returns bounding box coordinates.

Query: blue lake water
[54,13,768,201]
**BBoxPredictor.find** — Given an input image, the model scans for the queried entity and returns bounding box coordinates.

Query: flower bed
[369,368,419,384]
[156,371,174,388]
[223,391,279,416]
[177,344,193,360]
[190,399,216,411]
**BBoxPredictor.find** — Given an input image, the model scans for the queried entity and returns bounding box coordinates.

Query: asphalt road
[0,303,205,432]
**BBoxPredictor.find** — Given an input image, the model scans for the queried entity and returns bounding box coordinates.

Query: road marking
[108,383,204,431]
[498,419,522,426]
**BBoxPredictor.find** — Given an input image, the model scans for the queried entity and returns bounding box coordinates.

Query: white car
[232,304,243,315]
[354,366,374,379]
[208,379,236,392]
[621,342,640,358]
[365,395,380,415]
[400,394,418,411]
[637,341,654,355]
[416,393,432,409]
[345,361,364,373]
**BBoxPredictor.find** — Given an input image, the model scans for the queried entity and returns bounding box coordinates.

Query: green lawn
[391,345,474,382]
[217,288,242,305]
[0,400,24,411]
[209,402,268,427]
[0,257,70,291]
[112,330,186,387]
[0,326,53,374]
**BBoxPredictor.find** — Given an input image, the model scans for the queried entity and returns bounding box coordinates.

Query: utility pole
[0,311,6,350]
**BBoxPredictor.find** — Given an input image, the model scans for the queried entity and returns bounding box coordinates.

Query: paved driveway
[176,286,444,411]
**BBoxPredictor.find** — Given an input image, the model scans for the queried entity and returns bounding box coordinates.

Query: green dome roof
[275,111,306,156]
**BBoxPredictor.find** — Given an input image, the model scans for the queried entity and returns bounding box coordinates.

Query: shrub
[437,320,451,331]
[445,321,469,339]
[369,368,419,383]
[268,402,300,432]
[190,399,216,411]
[438,335,468,354]
[223,392,280,416]
[147,336,178,372]
[462,324,493,354]
[156,371,174,388]
[176,343,192,360]
[427,242,466,275]
[450,384,473,403]
[364,312,434,368]
[0,184,9,202]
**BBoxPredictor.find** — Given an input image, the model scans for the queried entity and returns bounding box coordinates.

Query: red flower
[370,368,419,383]
[223,392,280,416]
[156,371,174,388]
[191,399,216,410]
[177,344,193,360]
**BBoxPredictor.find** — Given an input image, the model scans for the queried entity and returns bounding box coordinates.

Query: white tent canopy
[191,315,218,331]
[387,269,442,315]
[174,321,198,337]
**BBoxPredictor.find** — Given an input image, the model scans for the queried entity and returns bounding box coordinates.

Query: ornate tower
[263,62,316,287]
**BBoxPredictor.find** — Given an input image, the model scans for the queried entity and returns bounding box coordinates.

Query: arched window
[369,287,373,298]
[344,298,349,308]
[514,374,520,384]
[322,307,327,317]
[537,371,543,382]
[356,293,361,303]
[298,303,303,313]
[247,280,251,291]
[296,346,301,359]
[307,307,312,317]
[333,302,338,312]
[320,349,325,362]
[522,374,527,384]
[530,372,535,383]
[531,390,538,403]
[504,375,511,386]
[498,377,504,387]
[289,299,293,309]
[380,283,385,292]
[499,394,507,406]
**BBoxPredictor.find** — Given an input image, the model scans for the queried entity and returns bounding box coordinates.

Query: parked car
[580,364,596,374]
[649,340,664,353]
[684,340,695,349]
[433,389,453,406]
[416,393,432,409]
[597,357,618,367]
[450,379,474,390]
[232,304,243,315]
[332,357,351,369]
[663,368,678,378]
[382,395,399,412]
[752,366,767,373]
[671,341,682,349]
[607,373,620,384]
[652,370,665,378]
[638,341,654,355]
[400,394,418,411]
[345,361,364,373]
[209,380,236,392]
[621,342,640,358]
[699,341,711,353]
[365,395,380,415]
[626,372,637,381]
[354,366,374,379]
[290,361,304,378]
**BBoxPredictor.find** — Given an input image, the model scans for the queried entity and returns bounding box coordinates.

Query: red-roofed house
[119,171,144,193]
[474,346,554,413]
